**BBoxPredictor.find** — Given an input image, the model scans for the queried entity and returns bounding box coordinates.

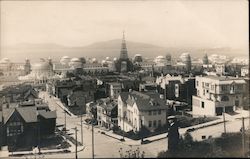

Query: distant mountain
[1,40,248,63]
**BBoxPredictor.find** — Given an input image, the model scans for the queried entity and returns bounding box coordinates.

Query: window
[7,122,24,137]
[221,96,229,101]
[203,90,205,95]
[196,81,199,86]
[202,82,204,87]
[158,110,161,115]
[197,90,200,96]
[158,120,161,127]
[153,110,157,115]
[153,120,157,127]
[201,102,205,108]
[206,89,209,93]
[148,111,152,115]
[205,83,209,87]
[149,121,152,127]
[221,85,228,91]
[211,85,214,90]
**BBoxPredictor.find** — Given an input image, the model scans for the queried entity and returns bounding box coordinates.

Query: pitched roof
[119,92,129,103]
[24,89,38,99]
[16,107,37,123]
[2,108,15,124]
[124,91,168,111]
[38,110,57,119]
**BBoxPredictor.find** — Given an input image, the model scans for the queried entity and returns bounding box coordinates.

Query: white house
[192,75,247,116]
[117,91,168,133]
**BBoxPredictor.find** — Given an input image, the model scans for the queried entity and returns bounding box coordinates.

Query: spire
[120,31,128,60]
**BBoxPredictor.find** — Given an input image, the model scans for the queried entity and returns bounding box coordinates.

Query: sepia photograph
[0,0,249,158]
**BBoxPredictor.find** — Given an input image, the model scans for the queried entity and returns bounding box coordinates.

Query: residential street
[37,91,168,158]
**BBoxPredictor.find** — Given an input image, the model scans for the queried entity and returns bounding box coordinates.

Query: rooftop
[120,91,168,111]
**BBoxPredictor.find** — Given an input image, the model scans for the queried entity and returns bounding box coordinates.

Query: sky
[0,0,248,49]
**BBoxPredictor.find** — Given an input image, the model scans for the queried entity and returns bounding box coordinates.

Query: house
[156,74,196,106]
[118,91,168,133]
[38,110,57,136]
[0,84,38,103]
[96,98,118,129]
[241,66,249,77]
[0,104,56,150]
[67,88,89,114]
[192,75,247,116]
[107,82,122,99]
[86,102,97,119]
[2,107,38,149]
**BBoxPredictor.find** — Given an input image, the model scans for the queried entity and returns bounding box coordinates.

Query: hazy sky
[0,0,248,49]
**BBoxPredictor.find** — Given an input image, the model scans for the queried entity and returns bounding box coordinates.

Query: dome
[70,58,81,62]
[92,58,97,63]
[180,53,191,62]
[69,57,82,69]
[0,58,11,64]
[105,57,110,61]
[154,55,166,64]
[62,56,70,59]
[32,59,51,71]
[60,56,71,65]
[156,55,165,59]
[133,54,143,63]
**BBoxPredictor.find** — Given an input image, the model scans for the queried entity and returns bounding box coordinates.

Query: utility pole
[64,110,67,132]
[223,106,226,134]
[140,116,144,143]
[92,115,95,159]
[241,117,245,158]
[81,104,84,145]
[72,127,78,159]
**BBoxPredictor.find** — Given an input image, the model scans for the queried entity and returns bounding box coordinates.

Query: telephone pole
[242,117,245,158]
[92,115,95,159]
[72,127,78,159]
[81,104,83,145]
[223,106,226,134]
[64,110,67,132]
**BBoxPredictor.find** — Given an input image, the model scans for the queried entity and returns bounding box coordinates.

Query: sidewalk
[97,118,225,145]
[55,100,77,118]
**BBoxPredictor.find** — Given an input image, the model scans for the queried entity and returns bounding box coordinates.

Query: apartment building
[192,75,247,116]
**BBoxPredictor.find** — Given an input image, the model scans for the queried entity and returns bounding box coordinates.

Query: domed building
[133,54,143,63]
[0,58,11,64]
[154,55,167,66]
[32,58,53,77]
[69,57,83,69]
[60,56,71,66]
[19,58,54,83]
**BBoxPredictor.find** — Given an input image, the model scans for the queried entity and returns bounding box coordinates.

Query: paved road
[36,91,250,158]
[38,91,168,158]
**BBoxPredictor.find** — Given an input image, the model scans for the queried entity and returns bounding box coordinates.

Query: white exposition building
[192,75,247,116]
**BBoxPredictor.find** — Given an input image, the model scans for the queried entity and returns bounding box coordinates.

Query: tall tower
[120,31,128,60]
[184,54,192,73]
[24,58,31,75]
[202,53,209,65]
